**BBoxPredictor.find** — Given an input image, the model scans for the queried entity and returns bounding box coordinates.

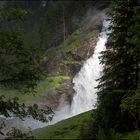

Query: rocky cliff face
[37,80,74,109]
[37,10,107,110]
[46,11,106,77]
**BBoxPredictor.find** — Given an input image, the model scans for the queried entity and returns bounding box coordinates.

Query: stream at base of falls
[0,19,111,133]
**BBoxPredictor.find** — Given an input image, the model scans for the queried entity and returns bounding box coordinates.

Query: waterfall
[0,19,111,132]
[71,19,111,116]
[42,19,111,125]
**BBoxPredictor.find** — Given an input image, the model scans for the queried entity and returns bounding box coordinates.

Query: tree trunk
[62,6,66,42]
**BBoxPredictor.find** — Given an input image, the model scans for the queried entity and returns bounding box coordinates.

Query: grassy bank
[33,109,140,140]
[33,111,93,139]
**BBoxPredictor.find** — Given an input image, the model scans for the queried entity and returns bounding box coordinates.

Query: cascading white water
[71,19,110,116]
[41,19,111,125]
[0,19,111,133]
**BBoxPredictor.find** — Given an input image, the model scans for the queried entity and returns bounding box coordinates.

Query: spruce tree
[95,0,140,135]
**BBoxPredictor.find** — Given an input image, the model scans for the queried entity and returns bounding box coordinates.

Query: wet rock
[37,80,74,110]
[66,51,85,61]
[68,63,82,75]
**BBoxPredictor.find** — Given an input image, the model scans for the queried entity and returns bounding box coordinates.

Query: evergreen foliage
[39,1,97,49]
[0,6,53,139]
[81,0,140,139]
[5,127,36,140]
[1,0,139,139]
[0,6,45,91]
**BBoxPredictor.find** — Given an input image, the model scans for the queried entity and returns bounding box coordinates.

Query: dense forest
[0,0,140,139]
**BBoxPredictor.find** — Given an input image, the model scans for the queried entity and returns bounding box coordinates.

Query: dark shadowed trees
[0,6,53,139]
[81,0,140,139]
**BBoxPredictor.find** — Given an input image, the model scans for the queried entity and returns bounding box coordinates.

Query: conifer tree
[95,0,140,134]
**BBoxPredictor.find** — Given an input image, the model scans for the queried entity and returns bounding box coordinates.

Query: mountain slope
[33,110,140,140]
[33,111,93,139]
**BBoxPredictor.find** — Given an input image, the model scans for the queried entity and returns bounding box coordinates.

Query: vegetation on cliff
[1,0,139,139]
[0,1,107,139]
